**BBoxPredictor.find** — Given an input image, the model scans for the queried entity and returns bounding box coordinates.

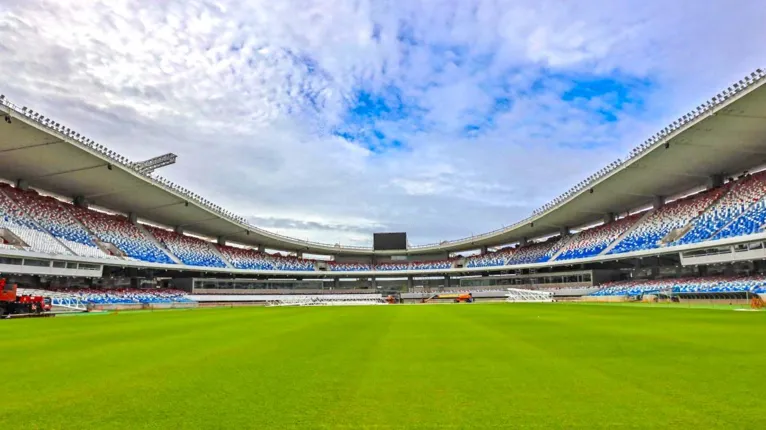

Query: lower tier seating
[46,288,194,304]
[590,276,766,296]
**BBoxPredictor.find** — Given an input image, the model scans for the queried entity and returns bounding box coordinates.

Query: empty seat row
[675,172,766,245]
[556,215,640,261]
[591,276,766,296]
[68,206,176,264]
[609,188,725,254]
[148,226,227,268]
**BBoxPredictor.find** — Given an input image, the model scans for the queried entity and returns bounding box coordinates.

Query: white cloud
[0,0,764,247]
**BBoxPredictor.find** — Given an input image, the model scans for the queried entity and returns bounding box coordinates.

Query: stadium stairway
[0,186,76,256]
[547,234,576,261]
[208,243,235,269]
[692,191,766,243]
[136,223,183,265]
[598,210,654,256]
[672,175,766,246]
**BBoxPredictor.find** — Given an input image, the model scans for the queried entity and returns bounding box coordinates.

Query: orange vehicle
[0,278,52,318]
[454,293,474,303]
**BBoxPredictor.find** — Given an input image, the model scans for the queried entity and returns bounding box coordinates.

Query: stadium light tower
[132,153,178,175]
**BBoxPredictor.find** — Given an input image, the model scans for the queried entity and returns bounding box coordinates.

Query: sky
[0,0,765,248]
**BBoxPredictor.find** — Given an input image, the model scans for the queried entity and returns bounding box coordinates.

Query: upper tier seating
[506,239,562,265]
[67,206,175,264]
[675,173,766,245]
[375,262,409,271]
[147,226,226,268]
[327,262,372,272]
[609,188,725,255]
[217,245,316,271]
[465,248,512,268]
[1,185,112,258]
[410,260,453,270]
[556,215,641,261]
[0,186,73,255]
[714,196,766,240]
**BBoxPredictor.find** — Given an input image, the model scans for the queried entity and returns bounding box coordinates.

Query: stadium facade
[2,70,766,297]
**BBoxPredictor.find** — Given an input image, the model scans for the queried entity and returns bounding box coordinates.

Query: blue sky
[0,0,764,247]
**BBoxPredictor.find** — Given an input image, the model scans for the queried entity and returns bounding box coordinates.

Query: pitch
[1,304,763,429]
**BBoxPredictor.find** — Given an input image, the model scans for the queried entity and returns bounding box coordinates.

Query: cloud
[0,0,764,249]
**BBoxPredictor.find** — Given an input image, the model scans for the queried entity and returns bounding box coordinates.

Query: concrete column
[444,275,451,289]
[296,251,303,259]
[15,179,28,190]
[603,212,615,224]
[407,276,414,291]
[128,212,138,224]
[560,226,569,237]
[333,277,340,290]
[217,236,226,246]
[73,195,89,209]
[174,226,184,235]
[257,245,265,253]
[371,277,377,289]
[707,174,724,190]
[480,245,488,255]
[520,237,528,246]
[652,195,665,210]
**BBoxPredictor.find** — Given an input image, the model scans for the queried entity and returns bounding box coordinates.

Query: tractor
[0,278,52,318]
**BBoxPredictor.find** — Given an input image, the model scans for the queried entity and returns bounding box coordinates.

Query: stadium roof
[1,70,766,256]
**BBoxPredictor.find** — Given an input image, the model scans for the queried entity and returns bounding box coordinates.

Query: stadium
[1,70,765,427]
[2,4,766,427]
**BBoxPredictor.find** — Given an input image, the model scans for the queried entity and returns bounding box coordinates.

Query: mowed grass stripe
[0,304,763,429]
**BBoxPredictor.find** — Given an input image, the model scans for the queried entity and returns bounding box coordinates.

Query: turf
[1,304,763,429]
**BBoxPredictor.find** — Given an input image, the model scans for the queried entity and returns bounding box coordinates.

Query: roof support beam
[29,163,108,180]
[86,185,147,199]
[137,200,186,213]
[178,217,220,228]
[0,139,61,154]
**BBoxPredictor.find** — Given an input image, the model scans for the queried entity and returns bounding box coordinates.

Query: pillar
[371,277,377,289]
[407,276,414,291]
[444,275,451,289]
[520,237,528,246]
[480,245,488,255]
[174,226,184,235]
[707,174,724,190]
[296,251,303,259]
[652,195,665,210]
[333,277,340,290]
[217,236,226,246]
[257,245,265,253]
[560,226,569,237]
[73,195,89,209]
[603,212,615,224]
[15,179,28,190]
[128,212,138,224]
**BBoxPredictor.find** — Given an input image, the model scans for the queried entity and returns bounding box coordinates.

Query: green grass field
[1,304,763,429]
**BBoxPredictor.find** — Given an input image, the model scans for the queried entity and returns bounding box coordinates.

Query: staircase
[671,182,739,245]
[207,242,235,268]
[599,210,654,256]
[0,187,78,257]
[548,235,576,262]
[135,223,183,264]
[704,196,766,241]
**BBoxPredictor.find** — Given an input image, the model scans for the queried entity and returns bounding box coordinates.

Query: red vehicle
[0,278,52,318]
